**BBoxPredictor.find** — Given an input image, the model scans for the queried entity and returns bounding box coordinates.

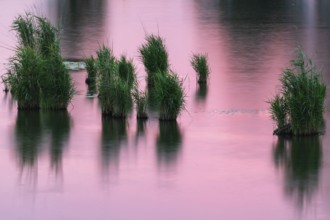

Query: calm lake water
[1,0,330,219]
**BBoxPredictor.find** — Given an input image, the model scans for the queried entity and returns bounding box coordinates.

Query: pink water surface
[1,0,330,219]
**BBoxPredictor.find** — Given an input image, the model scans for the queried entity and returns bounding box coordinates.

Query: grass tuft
[154,71,185,121]
[36,16,59,57]
[85,56,97,84]
[118,55,136,89]
[3,13,74,111]
[6,47,42,110]
[270,50,326,136]
[12,13,36,49]
[96,46,118,115]
[191,54,210,83]
[39,50,74,110]
[139,35,169,86]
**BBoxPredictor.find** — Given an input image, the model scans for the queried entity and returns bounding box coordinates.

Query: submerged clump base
[269,50,326,136]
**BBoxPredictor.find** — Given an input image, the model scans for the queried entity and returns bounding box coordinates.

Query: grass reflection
[43,111,72,177]
[100,117,127,178]
[195,83,208,102]
[15,111,42,182]
[14,111,72,185]
[156,121,182,171]
[134,119,147,146]
[273,136,322,209]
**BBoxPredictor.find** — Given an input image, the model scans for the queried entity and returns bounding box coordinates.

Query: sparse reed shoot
[191,54,210,83]
[85,56,97,84]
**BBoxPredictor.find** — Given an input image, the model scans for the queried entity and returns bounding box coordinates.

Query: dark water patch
[42,111,72,177]
[14,111,43,176]
[100,117,128,179]
[273,136,322,210]
[156,121,183,172]
[195,83,208,103]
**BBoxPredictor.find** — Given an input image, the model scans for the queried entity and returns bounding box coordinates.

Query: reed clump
[2,13,74,110]
[118,56,136,89]
[139,35,169,87]
[96,46,133,118]
[154,71,185,121]
[191,54,210,83]
[269,50,326,136]
[108,78,132,118]
[97,46,117,115]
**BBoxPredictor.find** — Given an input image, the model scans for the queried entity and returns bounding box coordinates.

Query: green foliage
[99,76,132,118]
[191,54,210,83]
[139,35,169,86]
[6,47,42,110]
[270,95,288,131]
[85,56,97,84]
[108,78,132,118]
[12,13,36,49]
[154,71,185,121]
[3,13,74,111]
[96,45,116,76]
[36,16,59,57]
[40,51,74,110]
[270,50,326,136]
[96,46,118,115]
[95,46,134,118]
[118,56,136,89]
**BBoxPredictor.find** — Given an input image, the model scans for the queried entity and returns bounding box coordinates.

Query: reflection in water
[42,111,72,178]
[273,136,322,210]
[54,0,107,59]
[134,120,147,146]
[195,83,208,103]
[156,121,182,171]
[100,118,128,179]
[14,111,43,185]
[14,111,72,186]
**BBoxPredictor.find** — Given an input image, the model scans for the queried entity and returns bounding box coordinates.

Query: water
[1,0,330,219]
